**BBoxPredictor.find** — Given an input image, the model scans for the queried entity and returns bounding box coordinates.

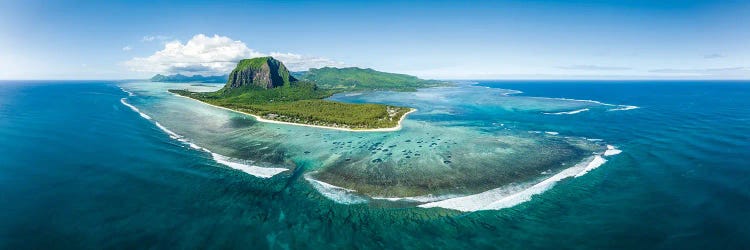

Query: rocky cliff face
[225,57,296,90]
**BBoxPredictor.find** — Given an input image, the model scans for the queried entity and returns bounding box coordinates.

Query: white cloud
[124,34,343,76]
[125,34,261,75]
[122,46,132,51]
[141,35,171,42]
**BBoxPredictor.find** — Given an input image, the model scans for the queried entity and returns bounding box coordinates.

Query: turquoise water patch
[119,81,623,210]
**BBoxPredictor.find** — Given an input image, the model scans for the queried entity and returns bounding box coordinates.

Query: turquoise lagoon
[119,82,624,211]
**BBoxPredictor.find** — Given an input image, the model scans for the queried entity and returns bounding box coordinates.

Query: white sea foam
[543,108,590,115]
[419,150,615,212]
[536,97,639,112]
[537,97,613,106]
[608,105,639,111]
[153,121,181,139]
[371,194,462,203]
[211,153,287,178]
[418,182,534,212]
[120,98,152,120]
[120,92,287,178]
[152,121,287,178]
[604,145,622,156]
[119,98,138,112]
[545,131,559,135]
[501,89,524,96]
[187,142,203,150]
[119,87,135,96]
[573,155,607,178]
[305,175,368,204]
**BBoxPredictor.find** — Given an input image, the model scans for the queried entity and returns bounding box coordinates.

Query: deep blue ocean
[1,80,749,249]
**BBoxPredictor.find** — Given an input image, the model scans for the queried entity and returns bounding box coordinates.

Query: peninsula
[169,57,418,130]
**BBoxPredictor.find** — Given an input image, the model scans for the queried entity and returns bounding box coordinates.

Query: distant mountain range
[150,74,228,83]
[153,61,450,92]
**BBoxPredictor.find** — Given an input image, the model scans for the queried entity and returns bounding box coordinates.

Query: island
[169,57,433,131]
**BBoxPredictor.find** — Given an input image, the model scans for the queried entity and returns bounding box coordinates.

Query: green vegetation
[170,89,410,128]
[297,67,451,92]
[169,57,412,130]
[212,81,332,102]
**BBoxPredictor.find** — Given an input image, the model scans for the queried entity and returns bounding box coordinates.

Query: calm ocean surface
[1,80,748,249]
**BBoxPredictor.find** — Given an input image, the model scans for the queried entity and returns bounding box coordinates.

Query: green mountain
[225,57,296,90]
[150,74,228,83]
[297,67,450,92]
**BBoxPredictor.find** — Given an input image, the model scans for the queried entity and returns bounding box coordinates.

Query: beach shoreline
[173,93,416,132]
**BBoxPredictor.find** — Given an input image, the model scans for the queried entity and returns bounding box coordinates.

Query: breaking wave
[371,194,463,203]
[603,145,622,156]
[608,105,640,111]
[537,97,612,106]
[119,87,135,96]
[536,96,639,113]
[544,108,590,115]
[120,98,151,120]
[418,146,618,212]
[304,174,368,204]
[119,88,287,178]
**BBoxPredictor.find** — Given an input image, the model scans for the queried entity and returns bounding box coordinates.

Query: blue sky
[1,0,748,80]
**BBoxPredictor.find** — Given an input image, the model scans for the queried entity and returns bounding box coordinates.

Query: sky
[1,0,748,80]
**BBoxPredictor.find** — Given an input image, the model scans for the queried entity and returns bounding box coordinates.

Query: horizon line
[1,78,750,82]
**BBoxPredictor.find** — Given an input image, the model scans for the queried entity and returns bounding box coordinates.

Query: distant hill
[290,71,307,79]
[150,74,228,83]
[297,67,450,92]
[152,64,448,92]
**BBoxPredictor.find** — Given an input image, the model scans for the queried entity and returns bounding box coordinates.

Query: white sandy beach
[173,93,416,132]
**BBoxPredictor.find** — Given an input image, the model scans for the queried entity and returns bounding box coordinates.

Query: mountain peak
[225,57,297,90]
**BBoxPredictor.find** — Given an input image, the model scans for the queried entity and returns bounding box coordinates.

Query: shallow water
[1,80,749,249]
[120,82,617,205]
